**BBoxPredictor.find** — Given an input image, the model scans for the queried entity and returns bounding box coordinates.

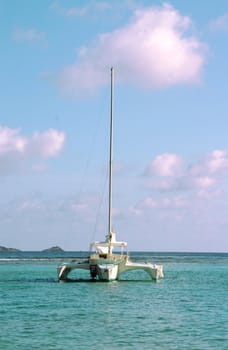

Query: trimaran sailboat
[57,68,164,282]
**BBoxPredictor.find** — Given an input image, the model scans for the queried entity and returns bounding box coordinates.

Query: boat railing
[90,253,128,262]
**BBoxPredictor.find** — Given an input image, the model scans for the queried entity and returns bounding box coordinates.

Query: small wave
[0,278,57,283]
[0,258,81,262]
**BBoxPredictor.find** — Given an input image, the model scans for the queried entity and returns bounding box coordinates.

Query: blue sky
[1,0,228,251]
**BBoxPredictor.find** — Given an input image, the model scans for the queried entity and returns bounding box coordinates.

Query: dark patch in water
[0,278,56,283]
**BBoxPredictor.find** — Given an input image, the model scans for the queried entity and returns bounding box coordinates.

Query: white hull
[57,253,163,282]
[97,264,119,281]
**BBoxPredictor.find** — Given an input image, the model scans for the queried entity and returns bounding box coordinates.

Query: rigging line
[91,163,109,244]
[75,109,105,212]
[90,107,110,243]
[77,130,98,200]
[75,103,109,245]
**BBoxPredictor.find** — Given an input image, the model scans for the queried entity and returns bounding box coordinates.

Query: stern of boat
[96,264,119,281]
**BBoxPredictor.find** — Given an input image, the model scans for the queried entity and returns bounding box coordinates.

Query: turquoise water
[0,252,227,349]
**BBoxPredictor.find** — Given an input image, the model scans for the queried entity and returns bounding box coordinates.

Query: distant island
[0,245,21,252]
[0,245,64,252]
[42,246,64,252]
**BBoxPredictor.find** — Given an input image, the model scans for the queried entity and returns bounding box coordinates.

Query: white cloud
[197,188,222,200]
[30,129,65,158]
[145,153,184,177]
[132,150,228,224]
[189,150,228,176]
[0,127,27,154]
[193,176,216,188]
[0,126,65,175]
[144,150,228,197]
[136,195,188,212]
[52,1,111,17]
[210,13,228,31]
[57,4,205,96]
[71,203,88,213]
[12,29,45,42]
[147,175,215,192]
[207,150,228,173]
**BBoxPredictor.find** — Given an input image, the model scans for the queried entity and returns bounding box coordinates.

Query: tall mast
[108,67,114,247]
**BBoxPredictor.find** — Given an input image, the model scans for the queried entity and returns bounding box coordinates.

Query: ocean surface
[0,251,227,350]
